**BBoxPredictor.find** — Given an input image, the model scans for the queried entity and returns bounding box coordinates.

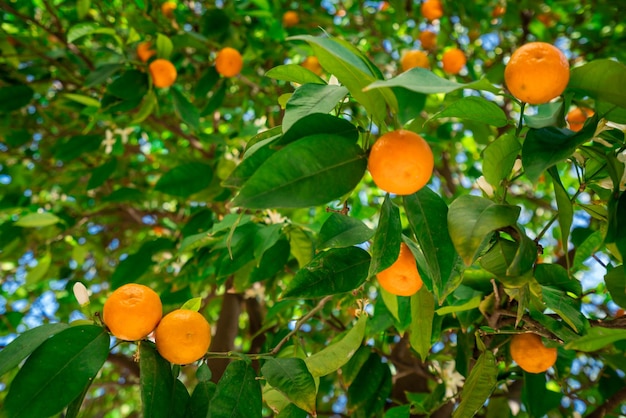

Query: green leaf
[305,314,367,377]
[156,33,174,59]
[280,113,359,145]
[365,67,501,95]
[447,195,521,265]
[15,212,61,228]
[209,361,262,418]
[107,69,149,101]
[534,263,581,296]
[63,93,101,108]
[77,0,90,18]
[573,230,604,270]
[0,85,34,113]
[346,352,392,415]
[140,342,176,418]
[482,133,521,190]
[25,251,51,285]
[435,295,482,315]
[0,323,69,377]
[282,84,349,132]
[431,96,508,127]
[605,266,626,309]
[87,157,117,190]
[261,358,317,415]
[155,162,213,197]
[613,190,626,261]
[103,187,144,202]
[565,326,626,352]
[172,87,200,131]
[131,90,158,124]
[231,134,367,209]
[4,325,110,418]
[548,167,573,264]
[568,59,626,108]
[85,63,123,87]
[67,22,99,43]
[282,246,370,299]
[409,287,435,360]
[194,67,220,99]
[276,403,308,418]
[223,139,278,188]
[265,64,326,85]
[540,286,586,332]
[452,351,497,418]
[522,372,563,418]
[5,129,31,147]
[404,188,458,302]
[181,297,202,311]
[317,213,374,249]
[54,134,102,161]
[524,101,564,129]
[189,381,216,418]
[368,195,402,278]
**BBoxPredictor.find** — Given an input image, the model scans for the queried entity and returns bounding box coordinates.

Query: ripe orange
[137,41,156,63]
[282,10,299,27]
[302,56,323,76]
[421,0,443,21]
[401,50,430,72]
[419,30,437,50]
[155,309,212,364]
[161,1,176,18]
[567,107,595,132]
[377,242,423,296]
[215,47,243,78]
[510,333,558,373]
[504,42,570,105]
[368,129,434,195]
[103,283,162,341]
[149,59,177,88]
[537,12,555,27]
[492,5,506,18]
[442,48,466,74]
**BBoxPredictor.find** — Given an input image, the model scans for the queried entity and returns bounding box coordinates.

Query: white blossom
[73,282,90,306]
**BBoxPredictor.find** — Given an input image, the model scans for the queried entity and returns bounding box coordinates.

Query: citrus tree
[1,0,626,417]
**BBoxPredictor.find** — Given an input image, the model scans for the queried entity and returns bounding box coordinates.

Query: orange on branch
[492,5,506,18]
[504,42,570,105]
[161,1,176,18]
[103,283,162,341]
[401,50,430,72]
[136,41,156,63]
[282,10,299,27]
[421,0,443,21]
[149,59,177,88]
[567,107,595,132]
[419,30,437,50]
[367,129,434,195]
[301,56,323,76]
[155,309,212,364]
[442,47,466,74]
[215,47,243,78]
[510,333,558,373]
[377,242,423,296]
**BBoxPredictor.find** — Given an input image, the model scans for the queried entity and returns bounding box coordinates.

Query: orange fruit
[103,283,163,341]
[509,333,558,373]
[136,41,156,63]
[504,42,570,105]
[282,10,299,27]
[492,5,506,18]
[215,47,243,78]
[567,107,595,132]
[442,47,466,74]
[155,309,212,364]
[368,129,434,195]
[302,56,323,76]
[419,30,437,50]
[149,59,177,88]
[401,50,430,72]
[537,12,555,27]
[377,242,423,296]
[421,0,443,21]
[161,1,176,18]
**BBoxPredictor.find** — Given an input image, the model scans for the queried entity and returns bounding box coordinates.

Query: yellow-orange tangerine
[103,283,162,341]
[155,309,211,365]
[377,242,423,296]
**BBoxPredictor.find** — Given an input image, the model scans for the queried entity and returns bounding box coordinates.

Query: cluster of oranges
[103,283,211,365]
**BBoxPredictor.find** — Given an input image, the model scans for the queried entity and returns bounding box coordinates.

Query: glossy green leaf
[524,101,564,129]
[276,403,308,418]
[140,342,176,418]
[482,133,521,190]
[5,129,30,147]
[447,195,521,265]
[613,190,626,261]
[265,64,326,85]
[76,0,90,18]
[189,381,216,418]
[435,295,481,315]
[262,358,317,415]
[4,325,110,418]
[452,350,497,418]
[280,113,359,145]
[54,134,102,161]
[223,140,278,188]
[317,213,374,249]
[305,314,367,377]
[156,33,173,59]
[0,323,69,377]
[63,93,101,108]
[0,85,34,113]
[282,83,349,132]
[15,212,61,228]
[548,167,573,264]
[180,297,202,311]
[231,134,367,209]
[568,59,626,108]
[404,188,458,302]
[25,251,51,285]
[565,326,626,352]
[368,195,402,278]
[85,63,123,87]
[103,187,143,202]
[431,96,508,127]
[346,352,392,415]
[522,372,563,418]
[194,67,220,99]
[535,263,581,296]
[409,287,435,360]
[67,22,100,43]
[573,230,604,270]
[540,286,586,332]
[282,246,370,298]
[154,162,213,196]
[605,266,626,308]
[107,70,149,101]
[209,360,262,418]
[392,86,427,125]
[172,87,200,131]
[87,157,117,190]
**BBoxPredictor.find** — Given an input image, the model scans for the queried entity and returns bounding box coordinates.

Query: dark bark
[206,291,243,383]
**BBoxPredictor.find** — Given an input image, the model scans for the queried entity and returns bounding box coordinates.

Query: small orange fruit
[419,30,437,50]
[282,10,299,27]
[215,47,243,78]
[492,5,506,18]
[401,50,430,72]
[504,42,570,105]
[149,58,177,88]
[137,41,156,63]
[368,129,434,195]
[155,309,212,364]
[103,283,162,341]
[567,107,595,132]
[509,333,558,373]
[537,12,555,27]
[421,0,443,21]
[377,242,423,296]
[442,47,466,74]
[161,1,176,18]
[302,56,323,76]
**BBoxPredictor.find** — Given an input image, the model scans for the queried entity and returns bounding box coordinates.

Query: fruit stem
[515,101,526,138]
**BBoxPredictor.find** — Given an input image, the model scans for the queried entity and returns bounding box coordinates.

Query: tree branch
[587,385,626,418]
